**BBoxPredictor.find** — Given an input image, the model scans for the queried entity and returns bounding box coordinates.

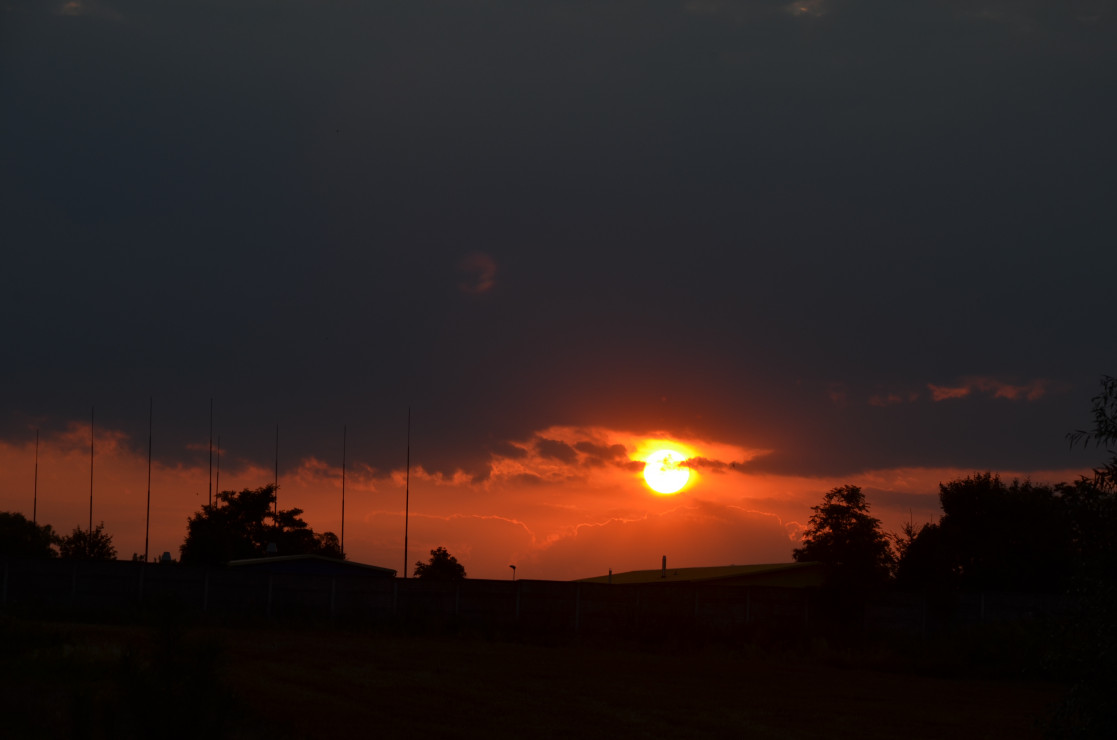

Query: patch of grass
[223,625,1064,739]
[0,615,239,739]
[0,616,1066,739]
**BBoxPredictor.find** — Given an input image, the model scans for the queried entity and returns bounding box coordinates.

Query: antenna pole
[341,424,347,557]
[89,406,94,534]
[215,435,221,500]
[208,398,213,507]
[33,429,39,525]
[145,397,152,563]
[404,407,410,578]
[274,423,279,517]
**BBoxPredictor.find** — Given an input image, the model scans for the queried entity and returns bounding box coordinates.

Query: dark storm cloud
[535,438,578,464]
[490,440,529,460]
[733,384,1105,477]
[1,0,1115,480]
[574,441,628,467]
[683,457,735,474]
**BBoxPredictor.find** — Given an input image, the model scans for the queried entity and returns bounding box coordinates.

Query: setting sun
[643,449,690,494]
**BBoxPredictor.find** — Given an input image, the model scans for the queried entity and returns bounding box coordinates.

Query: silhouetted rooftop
[578,562,827,587]
[227,554,397,577]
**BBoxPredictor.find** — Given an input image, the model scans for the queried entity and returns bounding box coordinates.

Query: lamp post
[509,564,516,581]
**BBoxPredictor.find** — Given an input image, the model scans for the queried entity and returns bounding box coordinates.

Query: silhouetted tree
[179,485,343,565]
[1062,375,1117,577]
[1057,478,1117,581]
[1068,374,1117,493]
[892,520,955,591]
[793,485,892,589]
[59,522,117,560]
[314,531,343,557]
[413,546,466,580]
[894,473,1074,593]
[1049,375,1117,738]
[0,511,60,558]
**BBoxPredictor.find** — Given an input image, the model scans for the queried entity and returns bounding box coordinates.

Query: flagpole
[33,429,39,525]
[145,397,152,563]
[208,398,213,507]
[89,406,94,534]
[215,435,221,499]
[404,407,410,578]
[341,424,347,558]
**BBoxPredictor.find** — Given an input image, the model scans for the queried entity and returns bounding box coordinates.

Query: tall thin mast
[215,435,221,498]
[88,406,94,534]
[274,423,279,517]
[341,424,347,557]
[404,407,410,578]
[145,397,152,563]
[208,398,213,507]
[33,429,39,525]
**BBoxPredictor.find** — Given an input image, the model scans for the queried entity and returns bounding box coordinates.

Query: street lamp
[509,564,516,581]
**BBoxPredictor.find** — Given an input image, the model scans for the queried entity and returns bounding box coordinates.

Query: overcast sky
[2,1,1114,577]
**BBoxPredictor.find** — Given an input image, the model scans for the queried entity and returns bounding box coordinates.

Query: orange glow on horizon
[0,420,1092,581]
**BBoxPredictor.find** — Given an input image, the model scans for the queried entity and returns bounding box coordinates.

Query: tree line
[0,484,341,565]
[793,375,1117,596]
[793,473,1116,594]
[0,482,464,579]
[0,514,117,561]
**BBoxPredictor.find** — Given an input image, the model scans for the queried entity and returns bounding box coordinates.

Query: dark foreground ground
[0,616,1066,739]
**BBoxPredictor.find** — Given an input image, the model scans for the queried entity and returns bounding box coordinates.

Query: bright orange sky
[0,421,1088,580]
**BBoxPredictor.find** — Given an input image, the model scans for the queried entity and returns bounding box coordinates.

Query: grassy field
[0,616,1066,739]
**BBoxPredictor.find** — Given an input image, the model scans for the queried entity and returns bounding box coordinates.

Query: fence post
[2,561,7,604]
[137,565,144,604]
[267,575,273,618]
[745,587,751,626]
[71,562,78,606]
[330,577,337,619]
[515,581,521,624]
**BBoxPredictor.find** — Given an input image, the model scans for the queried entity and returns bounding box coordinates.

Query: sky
[2,0,1115,580]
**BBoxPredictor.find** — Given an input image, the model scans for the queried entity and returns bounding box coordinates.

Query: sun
[643,449,690,494]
